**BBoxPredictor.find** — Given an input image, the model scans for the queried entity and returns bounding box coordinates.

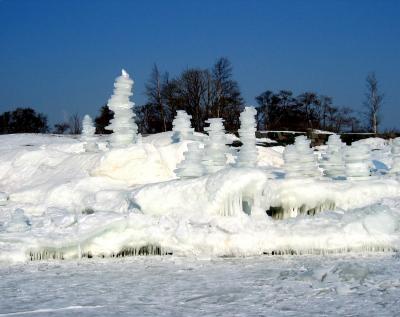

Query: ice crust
[1,133,400,263]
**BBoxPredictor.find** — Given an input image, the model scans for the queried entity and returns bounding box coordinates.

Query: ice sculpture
[81,114,98,152]
[105,69,139,147]
[202,118,228,173]
[174,142,205,178]
[172,110,195,142]
[236,107,258,168]
[320,134,345,179]
[283,135,320,178]
[390,137,400,174]
[344,142,371,179]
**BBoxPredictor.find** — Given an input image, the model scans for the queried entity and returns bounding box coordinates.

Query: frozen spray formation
[172,110,195,143]
[81,114,98,152]
[174,142,205,178]
[390,137,400,174]
[345,142,371,179]
[106,69,139,147]
[283,135,320,178]
[320,134,345,179]
[202,118,228,173]
[236,106,258,168]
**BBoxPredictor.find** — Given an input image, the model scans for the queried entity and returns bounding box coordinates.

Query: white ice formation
[81,115,98,152]
[174,142,205,178]
[236,107,258,168]
[0,192,9,206]
[390,137,400,174]
[172,110,195,143]
[320,134,345,179]
[283,135,320,178]
[105,69,139,147]
[345,142,371,179]
[202,118,228,173]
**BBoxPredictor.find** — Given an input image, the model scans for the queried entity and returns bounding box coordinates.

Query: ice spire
[81,114,98,152]
[174,142,205,178]
[344,142,371,179]
[236,107,258,167]
[105,69,139,147]
[172,110,195,143]
[390,137,400,174]
[320,134,345,179]
[283,135,320,178]
[202,118,228,173]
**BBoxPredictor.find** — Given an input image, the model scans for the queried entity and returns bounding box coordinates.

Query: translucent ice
[106,69,139,147]
[283,135,320,178]
[174,142,205,178]
[345,142,371,179]
[320,134,345,179]
[236,107,258,168]
[202,118,228,173]
[172,110,195,143]
[390,137,400,174]
[81,115,98,152]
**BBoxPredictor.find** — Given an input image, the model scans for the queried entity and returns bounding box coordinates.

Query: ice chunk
[81,114,98,152]
[172,110,195,143]
[390,137,400,174]
[345,142,371,179]
[174,142,205,178]
[283,136,320,178]
[319,134,345,179]
[236,107,258,168]
[202,118,228,173]
[0,191,9,206]
[5,208,31,232]
[105,69,140,147]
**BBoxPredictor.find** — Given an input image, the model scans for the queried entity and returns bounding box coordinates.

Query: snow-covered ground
[0,133,399,261]
[1,132,400,315]
[1,254,400,316]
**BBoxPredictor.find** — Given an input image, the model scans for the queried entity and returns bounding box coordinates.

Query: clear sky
[0,0,399,129]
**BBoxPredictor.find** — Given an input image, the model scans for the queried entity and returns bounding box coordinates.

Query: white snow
[0,133,400,264]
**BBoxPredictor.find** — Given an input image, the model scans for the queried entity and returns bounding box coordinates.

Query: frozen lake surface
[1,254,400,316]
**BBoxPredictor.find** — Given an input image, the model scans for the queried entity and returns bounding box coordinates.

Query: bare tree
[145,64,168,132]
[69,113,82,134]
[363,72,383,134]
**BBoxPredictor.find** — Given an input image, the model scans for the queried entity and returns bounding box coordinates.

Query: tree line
[0,58,384,135]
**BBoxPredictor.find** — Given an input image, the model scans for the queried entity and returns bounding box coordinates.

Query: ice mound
[81,114,98,152]
[345,142,371,179]
[320,134,345,179]
[236,107,258,168]
[92,144,174,185]
[0,192,9,206]
[174,142,205,179]
[283,136,320,178]
[1,133,400,263]
[106,69,139,147]
[390,137,400,174]
[202,118,228,173]
[172,110,195,143]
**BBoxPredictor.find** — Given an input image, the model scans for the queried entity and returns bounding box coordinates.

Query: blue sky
[0,0,399,129]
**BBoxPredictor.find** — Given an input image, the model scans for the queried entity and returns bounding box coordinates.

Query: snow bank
[1,133,400,263]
